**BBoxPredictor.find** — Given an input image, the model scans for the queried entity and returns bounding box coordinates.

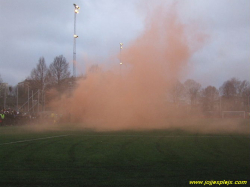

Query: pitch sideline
[1,134,249,146]
[0,134,71,146]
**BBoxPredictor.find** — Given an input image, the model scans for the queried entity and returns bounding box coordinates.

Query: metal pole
[28,86,29,112]
[43,90,45,111]
[220,96,222,118]
[220,96,221,112]
[248,96,250,115]
[73,4,79,77]
[16,86,18,111]
[119,43,123,77]
[32,90,34,113]
[120,63,121,77]
[37,90,39,113]
[73,12,76,77]
[120,45,121,76]
[248,96,250,107]
[3,85,6,109]
[1,87,3,109]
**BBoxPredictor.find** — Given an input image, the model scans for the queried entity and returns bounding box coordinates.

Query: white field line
[0,134,71,146]
[76,135,246,138]
[1,134,249,146]
[77,135,250,140]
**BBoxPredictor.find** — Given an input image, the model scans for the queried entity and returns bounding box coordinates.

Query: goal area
[222,111,246,119]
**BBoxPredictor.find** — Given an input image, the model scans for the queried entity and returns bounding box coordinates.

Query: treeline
[0,56,250,113]
[26,55,72,92]
[167,78,250,112]
[0,55,76,110]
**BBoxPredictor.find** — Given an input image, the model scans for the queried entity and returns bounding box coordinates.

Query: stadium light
[74,4,80,14]
[74,4,80,9]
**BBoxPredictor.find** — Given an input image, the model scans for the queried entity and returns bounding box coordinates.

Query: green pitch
[0,120,249,187]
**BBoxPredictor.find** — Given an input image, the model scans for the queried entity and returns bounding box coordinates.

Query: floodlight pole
[4,84,6,109]
[43,90,46,112]
[37,90,40,113]
[73,4,80,77]
[32,90,34,113]
[248,96,250,109]
[73,11,76,77]
[119,43,123,77]
[28,86,29,112]
[16,85,18,111]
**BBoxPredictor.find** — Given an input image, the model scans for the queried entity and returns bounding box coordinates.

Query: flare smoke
[50,5,204,131]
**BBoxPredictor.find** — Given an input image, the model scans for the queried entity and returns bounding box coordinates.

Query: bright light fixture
[74,4,80,13]
[73,4,80,9]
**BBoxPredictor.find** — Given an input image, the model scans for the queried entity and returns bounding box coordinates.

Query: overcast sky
[0,0,249,88]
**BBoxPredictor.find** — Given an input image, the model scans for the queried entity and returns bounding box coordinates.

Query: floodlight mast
[120,43,123,76]
[73,4,80,77]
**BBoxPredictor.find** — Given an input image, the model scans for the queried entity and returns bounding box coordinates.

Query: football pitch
[0,119,249,187]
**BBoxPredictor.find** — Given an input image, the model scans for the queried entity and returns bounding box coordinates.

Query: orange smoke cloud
[50,4,202,131]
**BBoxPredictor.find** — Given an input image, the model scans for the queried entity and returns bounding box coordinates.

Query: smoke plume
[49,4,218,132]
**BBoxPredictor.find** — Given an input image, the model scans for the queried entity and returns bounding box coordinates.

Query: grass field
[0,119,249,187]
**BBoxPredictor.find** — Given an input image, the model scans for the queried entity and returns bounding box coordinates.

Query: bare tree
[238,80,250,97]
[201,86,219,111]
[168,80,185,104]
[28,57,48,91]
[219,78,250,110]
[219,78,242,97]
[240,80,250,110]
[0,75,7,98]
[48,55,71,87]
[0,76,9,109]
[220,81,235,97]
[184,79,201,105]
